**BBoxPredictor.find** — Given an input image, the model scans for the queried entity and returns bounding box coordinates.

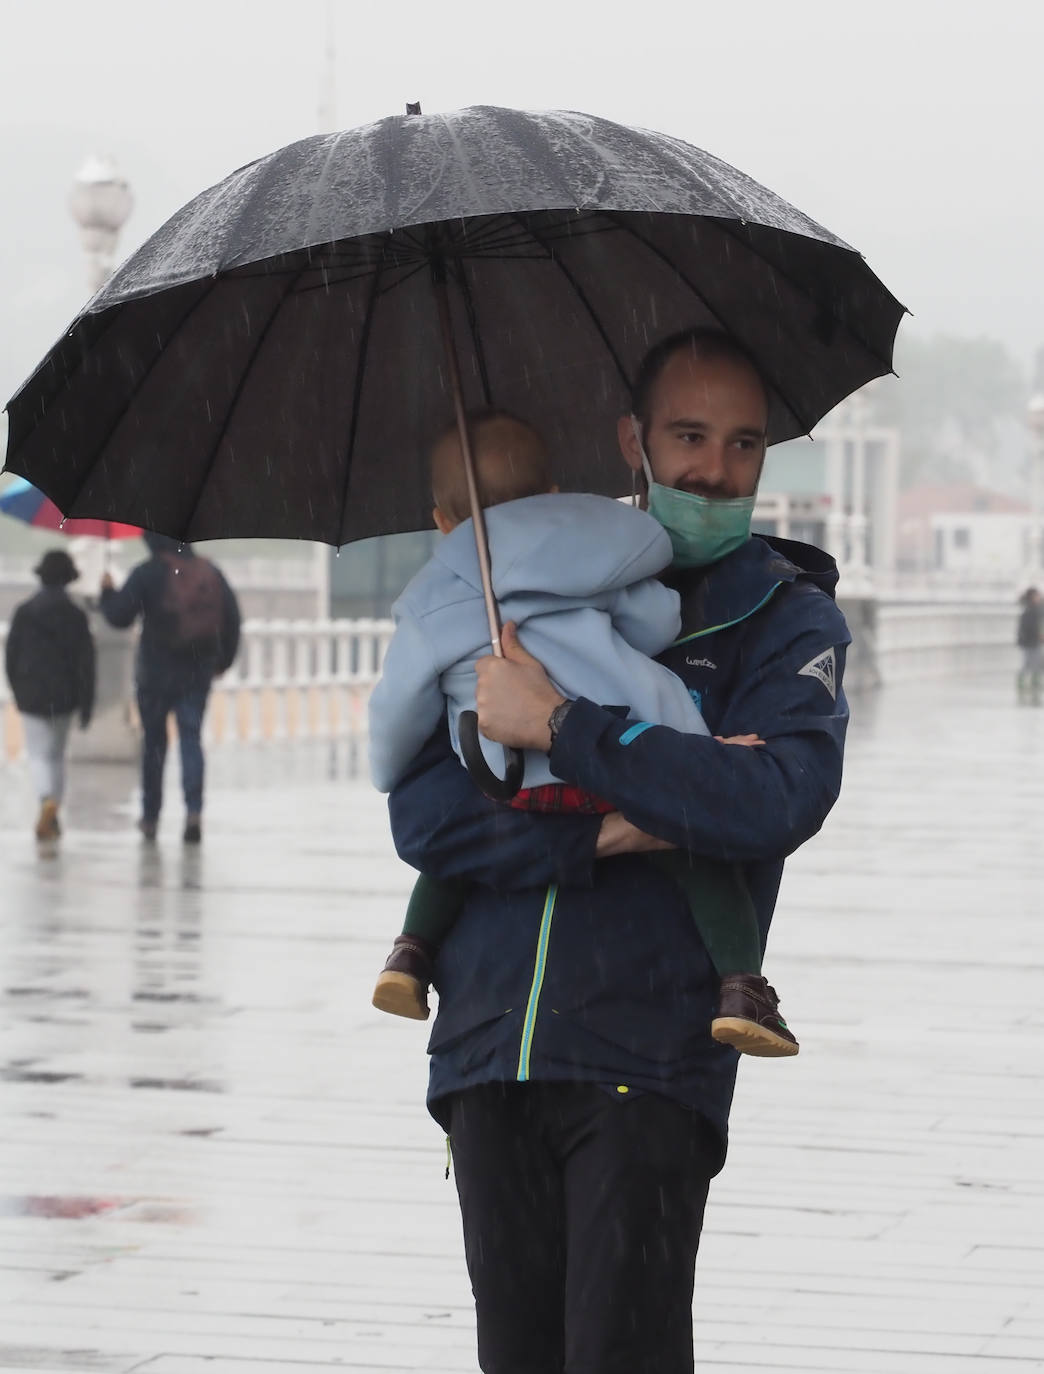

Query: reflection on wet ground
[1,680,1042,1372]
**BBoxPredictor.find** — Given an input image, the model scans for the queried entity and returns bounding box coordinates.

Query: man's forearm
[595,811,676,858]
[552,697,844,863]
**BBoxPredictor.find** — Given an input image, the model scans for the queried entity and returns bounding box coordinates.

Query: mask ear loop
[629,415,655,500]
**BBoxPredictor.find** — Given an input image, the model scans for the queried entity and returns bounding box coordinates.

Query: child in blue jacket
[368,410,797,1057]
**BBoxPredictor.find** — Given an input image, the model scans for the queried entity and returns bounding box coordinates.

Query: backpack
[159,554,224,651]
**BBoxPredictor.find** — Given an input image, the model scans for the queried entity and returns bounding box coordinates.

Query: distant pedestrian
[100,532,241,843]
[1017,586,1042,705]
[4,550,95,840]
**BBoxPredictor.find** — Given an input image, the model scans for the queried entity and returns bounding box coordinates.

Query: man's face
[618,349,768,499]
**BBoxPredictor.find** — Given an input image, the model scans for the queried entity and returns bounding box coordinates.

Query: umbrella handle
[458,710,524,802]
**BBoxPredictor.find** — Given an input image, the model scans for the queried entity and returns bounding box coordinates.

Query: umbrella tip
[405,101,422,116]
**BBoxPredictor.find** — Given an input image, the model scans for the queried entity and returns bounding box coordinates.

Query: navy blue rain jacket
[100,548,241,693]
[389,535,851,1168]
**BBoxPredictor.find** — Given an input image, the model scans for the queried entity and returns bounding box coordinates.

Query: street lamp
[68,155,133,294]
[1027,394,1044,582]
[67,155,136,763]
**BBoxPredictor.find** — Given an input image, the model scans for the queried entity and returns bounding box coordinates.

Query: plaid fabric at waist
[509,783,615,814]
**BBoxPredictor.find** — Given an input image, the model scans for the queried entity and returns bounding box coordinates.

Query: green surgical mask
[632,417,756,569]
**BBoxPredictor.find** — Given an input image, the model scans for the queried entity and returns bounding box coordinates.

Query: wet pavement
[0,677,1042,1373]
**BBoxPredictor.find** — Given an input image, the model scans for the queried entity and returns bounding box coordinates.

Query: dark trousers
[137,683,210,821]
[448,1082,719,1374]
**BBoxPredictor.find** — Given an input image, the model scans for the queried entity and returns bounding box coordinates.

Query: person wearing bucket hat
[4,548,96,840]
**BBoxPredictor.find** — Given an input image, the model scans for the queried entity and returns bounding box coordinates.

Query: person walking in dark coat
[4,549,95,840]
[1016,586,1042,704]
[100,532,241,843]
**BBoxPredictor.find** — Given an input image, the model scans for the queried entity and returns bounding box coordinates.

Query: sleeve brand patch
[798,647,837,701]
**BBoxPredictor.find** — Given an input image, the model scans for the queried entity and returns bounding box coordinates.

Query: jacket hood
[432,493,672,600]
[761,534,840,599]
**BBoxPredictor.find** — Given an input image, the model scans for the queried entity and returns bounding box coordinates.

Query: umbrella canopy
[0,475,140,540]
[3,105,904,547]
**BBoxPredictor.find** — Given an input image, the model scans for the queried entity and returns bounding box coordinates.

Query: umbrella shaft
[432,269,503,658]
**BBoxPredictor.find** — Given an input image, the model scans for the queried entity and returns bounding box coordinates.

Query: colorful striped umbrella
[0,477,140,540]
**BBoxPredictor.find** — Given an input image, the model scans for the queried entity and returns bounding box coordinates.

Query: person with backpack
[100,532,241,843]
[4,549,95,840]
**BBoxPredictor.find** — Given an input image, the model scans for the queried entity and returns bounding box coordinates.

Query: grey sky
[2,0,1043,412]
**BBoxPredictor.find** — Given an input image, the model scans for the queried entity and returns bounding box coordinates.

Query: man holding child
[384,327,851,1374]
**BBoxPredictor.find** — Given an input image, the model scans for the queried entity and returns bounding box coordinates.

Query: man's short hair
[630,328,770,430]
[431,409,552,524]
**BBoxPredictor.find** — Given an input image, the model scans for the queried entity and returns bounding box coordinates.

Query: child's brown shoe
[711,974,799,1057]
[372,936,436,1021]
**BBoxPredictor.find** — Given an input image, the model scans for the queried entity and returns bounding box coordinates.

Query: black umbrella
[3,105,904,795]
[5,105,903,544]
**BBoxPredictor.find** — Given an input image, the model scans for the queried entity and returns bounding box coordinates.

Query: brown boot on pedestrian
[372,935,436,1021]
[711,974,800,1057]
[35,798,60,841]
[183,814,202,844]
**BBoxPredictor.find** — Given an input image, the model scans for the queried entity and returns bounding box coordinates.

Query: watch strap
[547,699,574,751]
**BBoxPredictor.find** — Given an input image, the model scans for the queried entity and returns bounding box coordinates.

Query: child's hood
[428,492,673,601]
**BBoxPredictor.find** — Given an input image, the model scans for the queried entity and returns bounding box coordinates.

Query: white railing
[0,601,1023,764]
[872,600,1017,683]
[0,617,394,763]
[206,618,393,746]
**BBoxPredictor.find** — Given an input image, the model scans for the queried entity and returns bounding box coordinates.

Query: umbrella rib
[601,212,812,434]
[177,263,313,542]
[510,215,632,391]
[48,283,215,522]
[336,238,390,546]
[712,219,900,372]
[377,262,428,298]
[453,260,493,405]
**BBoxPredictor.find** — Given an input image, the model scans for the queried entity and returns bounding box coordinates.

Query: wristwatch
[547,698,574,752]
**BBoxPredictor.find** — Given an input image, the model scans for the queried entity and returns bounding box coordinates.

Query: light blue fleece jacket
[367,492,709,792]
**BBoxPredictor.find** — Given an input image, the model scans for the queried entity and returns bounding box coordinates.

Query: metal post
[68,156,138,764]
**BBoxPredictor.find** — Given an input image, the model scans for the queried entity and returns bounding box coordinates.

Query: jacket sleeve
[75,608,96,724]
[100,565,149,628]
[388,721,602,891]
[605,579,682,658]
[368,612,457,792]
[216,572,241,674]
[548,589,851,862]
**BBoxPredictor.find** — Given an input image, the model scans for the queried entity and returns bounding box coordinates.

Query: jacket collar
[665,535,839,642]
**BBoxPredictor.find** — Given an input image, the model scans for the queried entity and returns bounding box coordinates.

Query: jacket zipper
[671,582,782,646]
[516,884,558,1081]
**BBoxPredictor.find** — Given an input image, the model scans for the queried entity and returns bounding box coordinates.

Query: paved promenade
[0,676,1042,1373]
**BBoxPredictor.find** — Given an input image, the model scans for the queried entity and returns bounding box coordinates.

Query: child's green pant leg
[648,851,762,978]
[401,873,471,945]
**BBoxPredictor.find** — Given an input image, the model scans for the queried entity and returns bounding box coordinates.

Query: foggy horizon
[2,0,1043,415]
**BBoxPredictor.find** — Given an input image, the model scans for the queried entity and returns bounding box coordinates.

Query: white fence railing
[873,601,1017,683]
[0,601,1023,764]
[0,618,394,763]
[206,618,393,746]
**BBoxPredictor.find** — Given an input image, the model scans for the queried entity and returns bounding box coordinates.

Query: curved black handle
[459,709,525,802]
